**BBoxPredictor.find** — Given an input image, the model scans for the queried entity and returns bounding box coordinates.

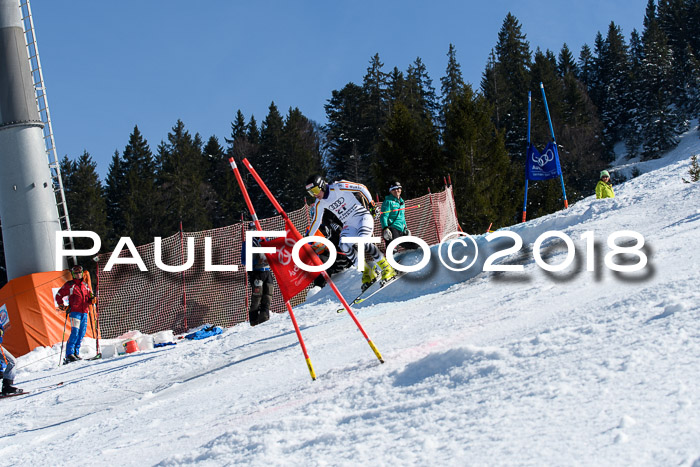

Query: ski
[0,390,27,399]
[0,381,64,399]
[336,273,405,313]
[87,353,102,361]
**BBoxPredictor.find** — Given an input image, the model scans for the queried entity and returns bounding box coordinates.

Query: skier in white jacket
[305,174,396,290]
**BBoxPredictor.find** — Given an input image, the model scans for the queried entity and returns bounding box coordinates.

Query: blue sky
[30,0,647,179]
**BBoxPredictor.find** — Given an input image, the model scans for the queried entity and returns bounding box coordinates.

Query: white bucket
[153,330,174,345]
[136,335,154,351]
[101,344,117,358]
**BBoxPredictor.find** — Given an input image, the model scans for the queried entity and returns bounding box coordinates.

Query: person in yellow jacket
[596,170,615,199]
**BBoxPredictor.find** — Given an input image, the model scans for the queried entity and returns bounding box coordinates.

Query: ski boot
[377,257,397,286]
[63,354,78,365]
[2,379,23,396]
[73,353,83,361]
[361,262,378,292]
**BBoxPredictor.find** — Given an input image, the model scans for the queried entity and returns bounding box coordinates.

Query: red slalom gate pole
[241,157,384,364]
[285,301,316,379]
[229,158,317,380]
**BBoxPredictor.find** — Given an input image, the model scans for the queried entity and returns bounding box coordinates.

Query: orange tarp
[0,271,98,357]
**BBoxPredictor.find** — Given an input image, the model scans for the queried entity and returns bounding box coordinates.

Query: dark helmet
[389,181,402,192]
[305,174,327,197]
[71,265,84,278]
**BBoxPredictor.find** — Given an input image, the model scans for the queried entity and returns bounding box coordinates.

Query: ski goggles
[306,184,322,197]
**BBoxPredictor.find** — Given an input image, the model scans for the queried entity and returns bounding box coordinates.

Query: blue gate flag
[525,142,562,181]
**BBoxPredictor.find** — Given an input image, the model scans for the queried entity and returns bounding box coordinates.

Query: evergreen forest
[1,2,699,286]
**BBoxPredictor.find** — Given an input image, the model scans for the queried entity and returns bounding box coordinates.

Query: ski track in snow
[1,126,699,466]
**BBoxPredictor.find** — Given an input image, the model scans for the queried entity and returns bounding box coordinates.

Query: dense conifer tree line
[1,1,698,286]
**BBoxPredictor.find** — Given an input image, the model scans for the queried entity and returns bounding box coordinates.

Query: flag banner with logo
[260,220,322,302]
[525,142,563,181]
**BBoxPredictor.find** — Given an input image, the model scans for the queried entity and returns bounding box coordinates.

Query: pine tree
[361,54,390,189]
[657,0,697,118]
[481,49,507,129]
[558,43,578,77]
[156,120,213,234]
[104,150,126,245]
[120,126,159,246]
[324,82,367,182]
[407,57,440,123]
[640,15,684,158]
[62,151,110,269]
[482,13,532,163]
[443,85,516,230]
[577,44,595,90]
[254,102,285,216]
[625,29,645,159]
[682,155,700,182]
[387,67,407,108]
[376,101,442,196]
[204,135,242,227]
[279,107,323,211]
[441,44,466,112]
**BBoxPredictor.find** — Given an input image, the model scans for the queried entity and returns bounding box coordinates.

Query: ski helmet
[389,181,402,192]
[71,265,84,279]
[305,174,327,197]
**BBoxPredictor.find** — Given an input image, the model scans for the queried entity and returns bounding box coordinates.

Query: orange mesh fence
[97,186,459,338]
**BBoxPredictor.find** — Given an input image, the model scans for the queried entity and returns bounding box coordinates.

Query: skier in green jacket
[596,170,615,199]
[380,181,418,249]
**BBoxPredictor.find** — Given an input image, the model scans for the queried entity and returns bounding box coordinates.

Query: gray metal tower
[0,0,67,280]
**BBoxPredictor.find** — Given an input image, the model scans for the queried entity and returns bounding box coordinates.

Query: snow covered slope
[1,129,699,466]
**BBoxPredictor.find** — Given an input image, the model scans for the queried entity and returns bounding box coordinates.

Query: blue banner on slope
[526,142,562,181]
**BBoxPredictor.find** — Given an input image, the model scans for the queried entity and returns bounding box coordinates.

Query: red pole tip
[228,157,234,162]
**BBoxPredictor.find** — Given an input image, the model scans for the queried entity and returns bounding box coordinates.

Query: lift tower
[0,0,69,280]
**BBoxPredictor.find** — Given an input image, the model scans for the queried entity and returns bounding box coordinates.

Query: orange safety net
[96,186,460,339]
[0,271,98,357]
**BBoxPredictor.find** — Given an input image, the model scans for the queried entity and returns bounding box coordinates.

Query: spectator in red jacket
[55,265,95,364]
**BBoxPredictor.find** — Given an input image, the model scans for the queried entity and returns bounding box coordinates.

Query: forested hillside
[0,1,698,287]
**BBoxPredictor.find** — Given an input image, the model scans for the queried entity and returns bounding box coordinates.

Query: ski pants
[66,312,88,357]
[0,346,17,381]
[383,226,420,250]
[339,214,382,266]
[248,270,274,326]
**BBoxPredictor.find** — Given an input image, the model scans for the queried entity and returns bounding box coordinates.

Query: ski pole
[377,204,420,215]
[1,344,8,365]
[92,256,102,358]
[59,308,69,366]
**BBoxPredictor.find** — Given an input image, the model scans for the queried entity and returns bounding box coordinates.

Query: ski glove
[382,227,393,242]
[58,304,68,313]
[368,202,377,217]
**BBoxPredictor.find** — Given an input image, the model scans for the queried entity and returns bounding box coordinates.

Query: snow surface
[1,129,699,466]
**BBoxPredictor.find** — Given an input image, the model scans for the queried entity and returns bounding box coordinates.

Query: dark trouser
[248,270,275,326]
[385,226,420,250]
